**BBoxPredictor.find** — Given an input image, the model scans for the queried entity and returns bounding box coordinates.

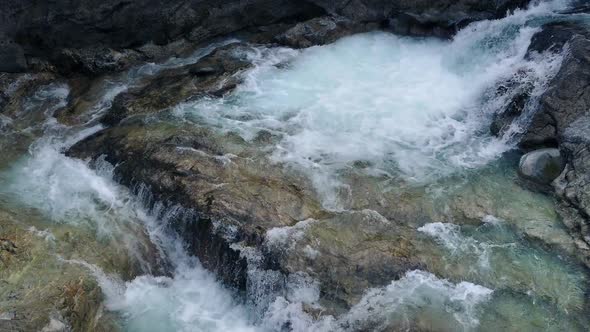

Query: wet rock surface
[518,148,564,186]
[66,117,581,314]
[274,16,376,49]
[0,39,27,73]
[67,122,329,290]
[520,23,590,150]
[103,43,252,126]
[495,22,590,265]
[0,210,121,332]
[309,0,531,38]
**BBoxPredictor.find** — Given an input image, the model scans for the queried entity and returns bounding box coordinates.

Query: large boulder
[518,148,564,185]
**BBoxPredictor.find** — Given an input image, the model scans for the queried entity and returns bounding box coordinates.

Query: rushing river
[1,0,589,331]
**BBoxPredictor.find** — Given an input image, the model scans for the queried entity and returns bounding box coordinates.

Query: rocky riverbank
[492,20,590,266]
[1,0,532,74]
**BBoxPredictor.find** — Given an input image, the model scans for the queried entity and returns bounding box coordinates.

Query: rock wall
[0,0,532,73]
[494,22,590,264]
[309,0,531,37]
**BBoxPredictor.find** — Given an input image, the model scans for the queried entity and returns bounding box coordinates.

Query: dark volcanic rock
[561,1,590,14]
[1,0,324,53]
[0,0,324,74]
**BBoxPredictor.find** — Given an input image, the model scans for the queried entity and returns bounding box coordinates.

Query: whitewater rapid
[0,0,588,331]
[173,1,566,209]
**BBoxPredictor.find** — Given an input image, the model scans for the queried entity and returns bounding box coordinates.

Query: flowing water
[1,0,589,331]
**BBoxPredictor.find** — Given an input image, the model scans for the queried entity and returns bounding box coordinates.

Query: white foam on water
[107,263,257,332]
[261,270,494,332]
[173,1,567,208]
[265,218,316,251]
[482,215,504,225]
[0,70,259,332]
[11,147,259,332]
[418,222,505,269]
[342,270,494,331]
[418,222,465,253]
[27,226,57,242]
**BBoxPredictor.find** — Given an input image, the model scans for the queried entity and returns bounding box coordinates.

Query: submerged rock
[518,148,564,185]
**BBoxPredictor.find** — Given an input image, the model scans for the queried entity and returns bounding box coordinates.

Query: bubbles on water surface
[173,7,565,204]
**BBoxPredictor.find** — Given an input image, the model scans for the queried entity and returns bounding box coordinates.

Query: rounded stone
[518,148,565,185]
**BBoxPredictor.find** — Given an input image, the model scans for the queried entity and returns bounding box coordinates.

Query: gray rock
[496,23,590,266]
[0,0,323,68]
[520,23,590,149]
[274,16,374,49]
[52,47,144,76]
[309,0,531,37]
[93,43,252,126]
[518,148,564,185]
[0,311,16,320]
[490,78,534,137]
[0,0,531,74]
[0,39,27,73]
